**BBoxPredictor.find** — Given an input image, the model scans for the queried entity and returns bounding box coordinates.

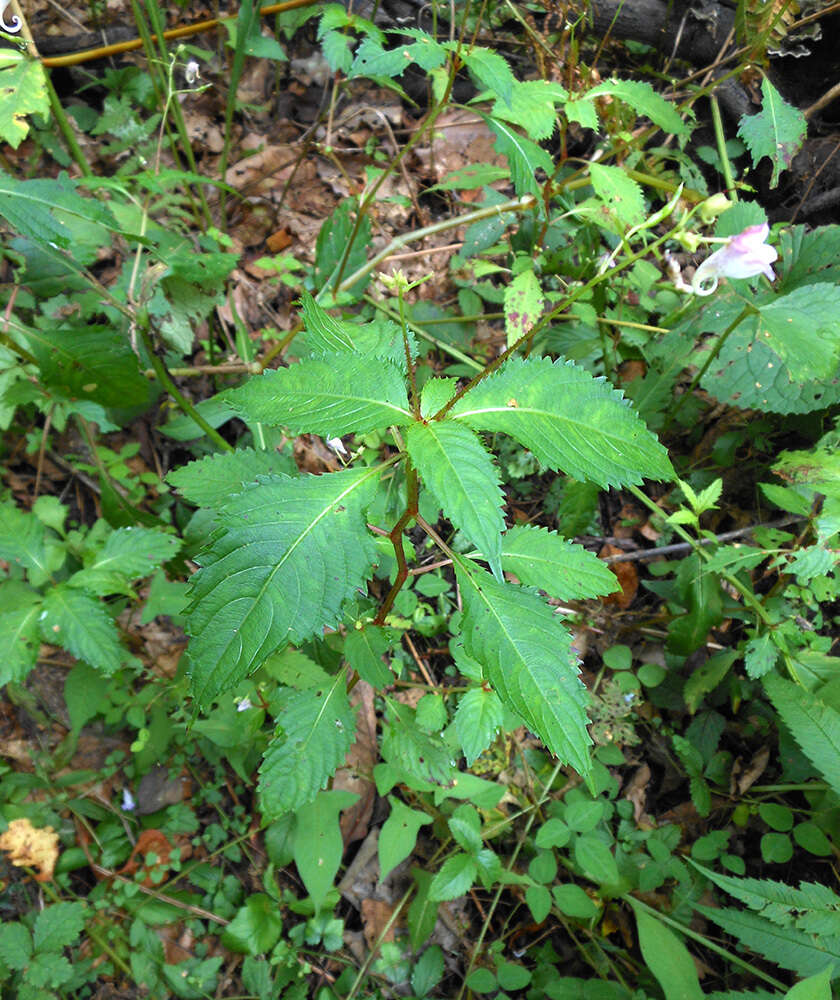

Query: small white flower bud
[185,60,200,85]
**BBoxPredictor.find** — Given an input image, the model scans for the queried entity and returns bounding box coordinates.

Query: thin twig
[604,517,804,563]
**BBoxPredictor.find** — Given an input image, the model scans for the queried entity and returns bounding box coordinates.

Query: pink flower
[692,223,778,296]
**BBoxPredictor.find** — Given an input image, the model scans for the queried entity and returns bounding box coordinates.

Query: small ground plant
[2,0,840,998]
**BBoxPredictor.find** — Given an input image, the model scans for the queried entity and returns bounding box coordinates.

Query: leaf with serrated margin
[501,525,619,600]
[40,585,125,675]
[407,421,505,579]
[738,77,805,188]
[455,560,591,775]
[258,669,356,817]
[586,79,691,136]
[589,162,644,228]
[455,687,504,766]
[229,355,411,436]
[696,905,840,979]
[481,115,553,197]
[185,468,379,708]
[299,292,356,352]
[68,528,180,596]
[0,503,54,585]
[764,674,840,797]
[0,582,42,685]
[460,47,515,106]
[492,79,567,140]
[344,625,395,687]
[0,51,49,149]
[451,357,673,486]
[168,448,295,509]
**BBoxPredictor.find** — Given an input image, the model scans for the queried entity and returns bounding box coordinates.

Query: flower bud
[699,193,733,224]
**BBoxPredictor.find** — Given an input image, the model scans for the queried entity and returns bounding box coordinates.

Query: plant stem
[139,327,233,451]
[373,465,419,626]
[710,94,737,200]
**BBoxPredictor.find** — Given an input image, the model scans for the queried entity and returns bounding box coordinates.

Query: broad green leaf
[382,699,456,787]
[406,421,505,579]
[408,868,439,950]
[0,921,31,969]
[23,324,152,411]
[501,524,619,600]
[697,905,840,979]
[455,560,591,775]
[492,79,567,140]
[455,687,504,766]
[0,583,42,685]
[299,293,414,369]
[185,467,379,707]
[738,77,806,187]
[482,114,553,197]
[0,50,49,148]
[460,47,515,106]
[586,79,691,136]
[630,902,703,1000]
[259,671,356,817]
[427,163,510,191]
[33,902,86,953]
[378,796,432,882]
[755,285,840,382]
[451,357,673,486]
[574,833,620,885]
[763,674,840,797]
[221,895,283,956]
[411,944,445,998]
[428,853,477,902]
[350,35,445,78]
[229,356,411,435]
[40,585,125,675]
[158,392,237,440]
[299,291,358,352]
[68,528,180,596]
[779,225,840,293]
[589,162,645,228]
[344,625,395,687]
[552,882,599,918]
[786,966,832,1000]
[168,448,295,509]
[0,501,59,585]
[505,268,544,348]
[64,662,108,731]
[293,789,359,913]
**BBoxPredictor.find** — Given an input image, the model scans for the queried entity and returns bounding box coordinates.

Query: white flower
[236,698,253,712]
[692,223,778,296]
[326,437,348,456]
[121,788,136,812]
[184,60,201,85]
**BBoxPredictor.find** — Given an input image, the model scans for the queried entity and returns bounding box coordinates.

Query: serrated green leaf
[0,51,49,149]
[779,225,840,293]
[68,528,180,596]
[744,633,778,679]
[697,905,839,979]
[501,524,619,600]
[299,292,357,352]
[589,162,645,228]
[343,625,395,687]
[451,357,673,486]
[738,77,806,187]
[298,293,414,369]
[0,582,42,685]
[481,115,553,196]
[293,789,359,913]
[505,268,544,348]
[168,448,295,509]
[755,285,840,382]
[586,79,691,136]
[229,356,411,435]
[455,687,504,766]
[185,467,379,707]
[455,560,591,774]
[429,853,477,902]
[764,674,840,797]
[378,796,433,882]
[0,921,31,969]
[40,585,125,675]
[492,79,567,140]
[221,894,283,955]
[382,699,456,786]
[259,671,356,817]
[0,502,57,585]
[461,47,515,106]
[630,902,703,1000]
[33,902,86,954]
[407,421,505,579]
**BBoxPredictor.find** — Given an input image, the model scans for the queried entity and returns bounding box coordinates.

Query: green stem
[345,887,412,1000]
[710,94,737,201]
[663,304,752,432]
[323,195,536,304]
[139,326,233,451]
[44,72,93,177]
